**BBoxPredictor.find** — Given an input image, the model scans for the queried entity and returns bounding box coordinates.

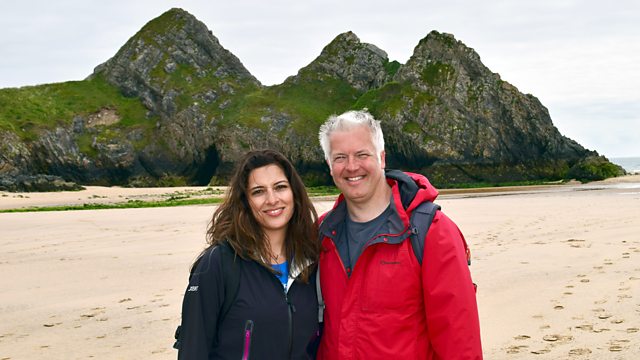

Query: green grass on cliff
[220,76,361,137]
[0,75,152,141]
[353,81,437,121]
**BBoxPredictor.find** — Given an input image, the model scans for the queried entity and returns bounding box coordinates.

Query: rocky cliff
[355,31,595,183]
[0,8,623,191]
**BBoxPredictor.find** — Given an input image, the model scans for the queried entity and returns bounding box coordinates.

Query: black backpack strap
[218,241,241,323]
[409,201,441,264]
[173,241,242,350]
[316,267,324,323]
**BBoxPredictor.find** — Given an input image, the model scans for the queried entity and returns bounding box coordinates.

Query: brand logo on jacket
[380,260,401,265]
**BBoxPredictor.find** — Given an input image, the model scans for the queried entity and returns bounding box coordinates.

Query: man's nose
[346,156,359,171]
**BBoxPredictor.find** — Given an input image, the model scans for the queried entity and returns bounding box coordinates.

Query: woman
[176,149,320,359]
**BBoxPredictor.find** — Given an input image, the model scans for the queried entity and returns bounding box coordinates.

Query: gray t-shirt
[337,203,392,276]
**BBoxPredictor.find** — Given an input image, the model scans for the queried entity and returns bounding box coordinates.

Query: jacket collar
[319,170,439,243]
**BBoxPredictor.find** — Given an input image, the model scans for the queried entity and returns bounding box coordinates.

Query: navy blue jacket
[177,246,319,359]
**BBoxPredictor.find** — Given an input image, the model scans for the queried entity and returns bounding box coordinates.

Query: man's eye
[357,153,369,159]
[333,156,346,162]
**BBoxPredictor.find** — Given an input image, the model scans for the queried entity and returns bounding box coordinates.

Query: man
[316,110,482,359]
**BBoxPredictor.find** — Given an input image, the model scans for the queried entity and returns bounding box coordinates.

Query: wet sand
[1,175,639,359]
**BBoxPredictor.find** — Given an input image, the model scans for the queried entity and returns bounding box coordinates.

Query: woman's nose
[265,189,278,204]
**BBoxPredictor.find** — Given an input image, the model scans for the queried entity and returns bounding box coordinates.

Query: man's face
[327,125,386,205]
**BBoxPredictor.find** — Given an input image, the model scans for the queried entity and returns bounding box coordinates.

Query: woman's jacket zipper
[242,319,254,360]
[284,290,295,359]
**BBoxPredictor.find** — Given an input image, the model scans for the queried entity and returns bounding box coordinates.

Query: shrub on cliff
[566,156,626,182]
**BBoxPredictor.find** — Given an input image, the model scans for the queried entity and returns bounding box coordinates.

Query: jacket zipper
[242,320,254,360]
[284,290,295,359]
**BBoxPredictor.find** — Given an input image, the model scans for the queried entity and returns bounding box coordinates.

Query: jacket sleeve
[178,247,225,360]
[422,211,483,359]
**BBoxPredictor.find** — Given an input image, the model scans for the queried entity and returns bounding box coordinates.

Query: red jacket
[317,171,482,359]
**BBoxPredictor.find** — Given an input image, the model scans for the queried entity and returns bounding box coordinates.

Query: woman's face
[246,164,294,241]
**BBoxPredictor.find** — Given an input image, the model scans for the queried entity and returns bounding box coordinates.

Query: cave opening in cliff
[194,146,220,185]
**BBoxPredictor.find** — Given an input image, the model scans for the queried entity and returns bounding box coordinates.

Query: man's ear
[380,150,386,169]
[326,159,333,176]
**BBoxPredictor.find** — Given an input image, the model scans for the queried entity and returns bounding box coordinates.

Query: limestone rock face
[0,10,622,191]
[360,31,595,182]
[288,31,392,92]
[93,8,259,117]
[87,8,261,185]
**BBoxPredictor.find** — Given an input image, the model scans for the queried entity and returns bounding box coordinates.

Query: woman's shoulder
[191,244,228,277]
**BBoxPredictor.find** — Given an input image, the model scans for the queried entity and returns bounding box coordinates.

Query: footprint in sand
[618,293,632,300]
[505,335,530,354]
[542,334,573,342]
[607,339,630,352]
[568,348,592,355]
[80,308,106,320]
[626,328,639,333]
[575,324,593,331]
[505,345,529,354]
[577,274,590,283]
[530,348,550,355]
[565,239,588,248]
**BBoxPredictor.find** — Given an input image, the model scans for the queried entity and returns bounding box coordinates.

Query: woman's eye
[251,189,264,196]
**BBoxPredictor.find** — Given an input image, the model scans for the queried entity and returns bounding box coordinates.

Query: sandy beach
[1,176,639,359]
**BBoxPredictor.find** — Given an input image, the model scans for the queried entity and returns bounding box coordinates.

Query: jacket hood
[384,170,438,213]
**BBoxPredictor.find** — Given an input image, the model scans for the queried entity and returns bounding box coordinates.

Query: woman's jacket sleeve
[178,248,225,360]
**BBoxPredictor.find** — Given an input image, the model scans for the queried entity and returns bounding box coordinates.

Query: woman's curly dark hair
[201,149,319,282]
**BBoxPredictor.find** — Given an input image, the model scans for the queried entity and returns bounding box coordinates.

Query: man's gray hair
[318,109,385,161]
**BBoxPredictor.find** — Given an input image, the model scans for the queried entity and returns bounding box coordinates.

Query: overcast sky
[2,0,639,158]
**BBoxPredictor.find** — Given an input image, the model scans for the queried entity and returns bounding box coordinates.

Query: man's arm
[422,212,483,359]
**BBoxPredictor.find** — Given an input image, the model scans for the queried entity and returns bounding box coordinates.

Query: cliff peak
[285,31,391,92]
[92,7,260,116]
